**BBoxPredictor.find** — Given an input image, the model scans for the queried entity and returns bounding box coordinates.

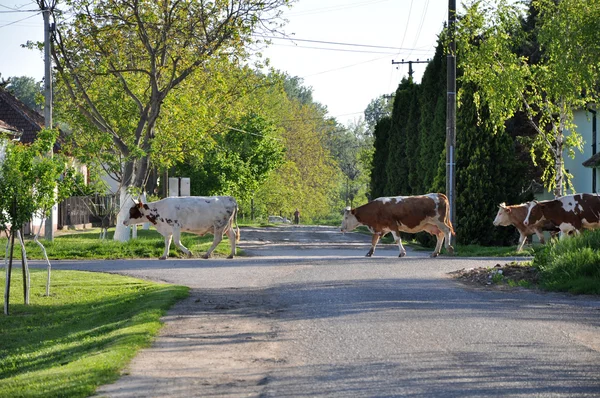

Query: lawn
[0,228,239,260]
[0,268,188,398]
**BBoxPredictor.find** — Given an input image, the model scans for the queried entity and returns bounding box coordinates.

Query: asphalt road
[41,225,600,397]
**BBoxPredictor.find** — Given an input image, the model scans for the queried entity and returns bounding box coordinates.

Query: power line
[267,42,413,55]
[257,35,423,52]
[0,12,40,29]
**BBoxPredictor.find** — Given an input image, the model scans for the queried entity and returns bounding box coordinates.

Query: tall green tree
[370,116,391,199]
[4,76,42,112]
[457,0,600,198]
[41,0,292,240]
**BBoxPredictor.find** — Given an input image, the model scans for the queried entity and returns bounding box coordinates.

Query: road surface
[45,225,600,397]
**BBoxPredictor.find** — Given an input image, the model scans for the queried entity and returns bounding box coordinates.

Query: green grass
[0,268,189,398]
[532,229,600,295]
[0,228,239,260]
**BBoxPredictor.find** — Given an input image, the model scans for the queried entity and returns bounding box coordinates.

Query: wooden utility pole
[43,3,54,241]
[391,59,430,81]
[446,0,457,243]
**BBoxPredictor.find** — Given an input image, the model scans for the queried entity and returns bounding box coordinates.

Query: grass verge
[533,229,600,295]
[0,268,189,398]
[0,228,238,260]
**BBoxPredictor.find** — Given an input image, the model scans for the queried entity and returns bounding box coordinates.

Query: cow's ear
[498,202,507,209]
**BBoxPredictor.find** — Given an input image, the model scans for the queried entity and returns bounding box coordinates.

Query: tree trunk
[114,186,133,242]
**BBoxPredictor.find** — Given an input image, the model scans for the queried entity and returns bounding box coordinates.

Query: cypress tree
[385,78,415,195]
[370,116,392,199]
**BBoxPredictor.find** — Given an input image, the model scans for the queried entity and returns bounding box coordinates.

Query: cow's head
[340,207,360,233]
[523,200,543,226]
[492,202,511,226]
[122,200,149,226]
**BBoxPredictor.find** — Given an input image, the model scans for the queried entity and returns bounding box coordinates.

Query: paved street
[42,225,600,397]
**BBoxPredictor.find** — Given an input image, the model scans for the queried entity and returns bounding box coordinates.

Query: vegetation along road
[43,226,600,397]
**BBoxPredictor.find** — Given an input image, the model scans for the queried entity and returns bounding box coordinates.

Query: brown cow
[340,193,455,258]
[493,202,559,252]
[524,194,600,237]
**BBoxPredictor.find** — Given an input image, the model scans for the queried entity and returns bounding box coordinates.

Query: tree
[364,95,393,134]
[456,0,600,198]
[41,0,292,241]
[4,76,42,112]
[0,130,72,314]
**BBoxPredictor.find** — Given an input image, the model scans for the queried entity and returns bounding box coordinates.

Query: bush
[533,229,600,294]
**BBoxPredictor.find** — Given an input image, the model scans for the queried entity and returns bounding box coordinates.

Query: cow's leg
[160,233,173,260]
[533,229,545,245]
[203,227,225,259]
[431,232,445,257]
[391,232,406,257]
[366,234,380,257]
[516,231,528,252]
[172,227,192,257]
[225,222,237,259]
[440,223,454,255]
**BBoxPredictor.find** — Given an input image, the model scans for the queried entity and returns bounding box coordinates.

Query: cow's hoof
[365,252,373,257]
[227,255,234,259]
[447,246,455,255]
[201,254,210,259]
[398,252,406,258]
[158,256,167,260]
[430,252,440,258]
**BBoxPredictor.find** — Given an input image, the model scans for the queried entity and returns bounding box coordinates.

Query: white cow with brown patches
[523,194,600,237]
[340,193,455,257]
[123,196,240,259]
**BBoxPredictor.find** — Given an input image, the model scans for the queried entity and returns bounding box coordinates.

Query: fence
[57,195,116,229]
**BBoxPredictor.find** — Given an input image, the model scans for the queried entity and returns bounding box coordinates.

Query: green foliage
[533,230,600,294]
[0,130,72,230]
[456,0,600,196]
[370,116,391,199]
[0,269,188,397]
[173,113,285,205]
[455,82,532,246]
[4,76,42,112]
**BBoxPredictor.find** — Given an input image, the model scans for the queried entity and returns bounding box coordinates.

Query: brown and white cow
[523,194,600,237]
[493,202,559,252]
[123,196,240,259]
[340,193,455,258]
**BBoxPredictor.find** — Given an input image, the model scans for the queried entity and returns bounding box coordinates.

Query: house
[563,106,598,195]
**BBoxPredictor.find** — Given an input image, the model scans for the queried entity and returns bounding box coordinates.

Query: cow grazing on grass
[123,196,240,259]
[523,194,600,237]
[340,193,455,258]
[493,202,559,252]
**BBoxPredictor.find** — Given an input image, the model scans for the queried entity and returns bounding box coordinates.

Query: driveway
[46,225,600,397]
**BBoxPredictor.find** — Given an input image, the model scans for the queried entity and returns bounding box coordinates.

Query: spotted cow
[340,193,455,258]
[493,202,559,251]
[523,194,600,237]
[123,196,240,259]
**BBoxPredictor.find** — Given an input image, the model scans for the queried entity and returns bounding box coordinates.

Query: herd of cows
[121,192,600,259]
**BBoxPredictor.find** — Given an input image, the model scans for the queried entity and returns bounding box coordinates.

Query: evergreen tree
[370,116,391,199]
[385,78,415,195]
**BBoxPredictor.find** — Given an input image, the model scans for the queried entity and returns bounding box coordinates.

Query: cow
[523,193,600,237]
[122,196,240,260]
[340,193,455,258]
[493,202,559,251]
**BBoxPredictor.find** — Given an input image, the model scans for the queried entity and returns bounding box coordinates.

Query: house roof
[582,152,600,168]
[0,86,44,144]
[0,119,22,140]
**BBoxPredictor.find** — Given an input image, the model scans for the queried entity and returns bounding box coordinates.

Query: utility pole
[43,3,54,241]
[446,0,457,244]
[391,59,430,81]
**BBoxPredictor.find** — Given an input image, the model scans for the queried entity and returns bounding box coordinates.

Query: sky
[0,0,450,126]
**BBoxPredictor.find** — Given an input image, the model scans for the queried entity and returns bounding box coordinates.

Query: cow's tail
[440,193,456,235]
